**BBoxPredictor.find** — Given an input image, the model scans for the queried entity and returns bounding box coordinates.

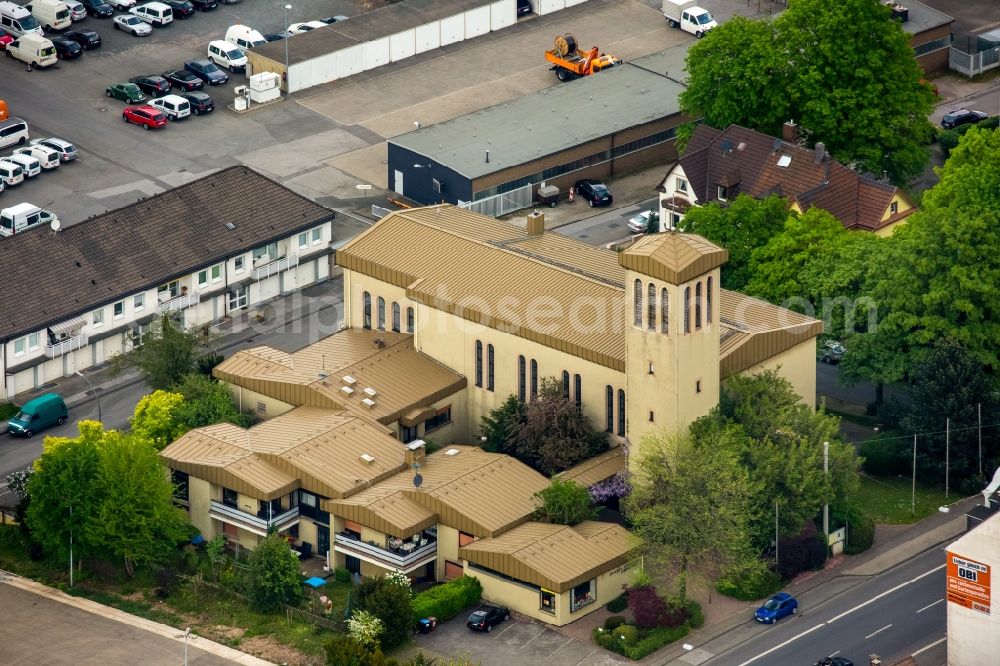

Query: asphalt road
[931,82,1000,126]
[704,546,947,666]
[556,196,660,246]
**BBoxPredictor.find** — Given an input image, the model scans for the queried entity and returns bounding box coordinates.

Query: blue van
[6,393,68,437]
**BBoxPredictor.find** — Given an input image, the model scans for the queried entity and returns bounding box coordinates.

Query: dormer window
[676,177,688,193]
[717,185,728,201]
[890,201,899,214]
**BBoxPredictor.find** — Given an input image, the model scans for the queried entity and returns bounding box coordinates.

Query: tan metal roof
[618,232,728,284]
[718,291,824,377]
[556,447,626,488]
[459,520,635,592]
[214,328,466,425]
[326,445,550,538]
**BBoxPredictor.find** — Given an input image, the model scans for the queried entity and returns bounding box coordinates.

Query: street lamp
[283,4,292,93]
[75,370,102,423]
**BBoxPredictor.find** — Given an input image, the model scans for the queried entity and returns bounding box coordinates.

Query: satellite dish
[413,473,423,488]
[50,219,61,232]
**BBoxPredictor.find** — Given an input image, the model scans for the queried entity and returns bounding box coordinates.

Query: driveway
[415,615,628,666]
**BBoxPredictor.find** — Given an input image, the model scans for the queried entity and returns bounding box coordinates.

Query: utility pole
[774,501,779,569]
[945,417,950,500]
[978,403,983,477]
[912,434,917,517]
[69,504,73,588]
[823,441,829,545]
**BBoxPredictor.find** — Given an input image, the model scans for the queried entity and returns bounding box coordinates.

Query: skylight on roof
[777,155,792,168]
[445,448,461,456]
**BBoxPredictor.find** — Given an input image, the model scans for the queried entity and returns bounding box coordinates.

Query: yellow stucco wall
[436,524,461,581]
[225,384,294,420]
[188,477,213,539]
[739,338,817,407]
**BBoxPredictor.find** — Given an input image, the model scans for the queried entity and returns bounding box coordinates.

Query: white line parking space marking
[865,624,892,640]
[917,599,944,613]
[913,637,947,656]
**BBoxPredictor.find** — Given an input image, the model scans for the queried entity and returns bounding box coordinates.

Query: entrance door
[393,170,404,195]
[317,524,330,559]
[346,555,361,575]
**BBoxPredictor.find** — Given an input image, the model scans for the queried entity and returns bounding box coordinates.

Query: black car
[466,604,509,632]
[321,15,348,23]
[264,31,289,42]
[940,108,988,129]
[813,658,853,666]
[184,58,229,85]
[181,91,214,115]
[63,29,101,49]
[161,68,204,91]
[161,0,195,17]
[575,179,613,207]
[189,0,218,11]
[52,37,83,59]
[129,74,172,97]
[516,0,531,16]
[78,0,113,17]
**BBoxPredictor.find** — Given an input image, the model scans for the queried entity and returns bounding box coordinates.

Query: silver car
[114,14,152,36]
[64,0,88,21]
[31,137,78,162]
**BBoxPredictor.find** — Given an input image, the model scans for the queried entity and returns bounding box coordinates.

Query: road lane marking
[736,624,826,666]
[913,637,947,656]
[865,624,892,639]
[917,599,944,613]
[827,564,945,624]
[828,651,840,658]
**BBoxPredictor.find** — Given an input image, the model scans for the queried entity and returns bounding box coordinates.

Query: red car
[0,28,14,50]
[122,105,167,130]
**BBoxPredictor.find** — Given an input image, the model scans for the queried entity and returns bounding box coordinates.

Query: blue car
[754,592,798,624]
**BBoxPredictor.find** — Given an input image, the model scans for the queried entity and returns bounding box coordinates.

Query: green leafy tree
[347,609,385,651]
[173,373,250,429]
[113,314,208,390]
[480,394,526,456]
[677,194,789,290]
[355,575,414,650]
[95,431,188,575]
[323,634,389,666]
[130,390,188,450]
[681,0,934,182]
[533,478,598,526]
[246,533,304,612]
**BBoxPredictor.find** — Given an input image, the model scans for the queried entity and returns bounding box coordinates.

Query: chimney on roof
[405,439,426,469]
[814,142,826,163]
[782,120,798,144]
[527,210,545,236]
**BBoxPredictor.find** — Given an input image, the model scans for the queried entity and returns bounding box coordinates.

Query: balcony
[252,254,298,281]
[159,291,199,313]
[45,333,88,358]
[334,531,438,574]
[209,500,300,537]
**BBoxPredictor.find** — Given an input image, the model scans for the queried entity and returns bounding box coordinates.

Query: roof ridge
[487,239,624,289]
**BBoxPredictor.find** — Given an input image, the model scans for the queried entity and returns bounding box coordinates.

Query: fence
[372,205,393,219]
[459,182,534,218]
[950,46,1000,78]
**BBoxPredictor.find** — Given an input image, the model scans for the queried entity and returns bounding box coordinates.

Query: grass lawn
[855,474,951,524]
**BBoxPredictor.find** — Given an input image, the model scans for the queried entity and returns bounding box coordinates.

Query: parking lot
[415,614,629,666]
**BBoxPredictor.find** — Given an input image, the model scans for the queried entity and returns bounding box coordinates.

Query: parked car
[5,152,40,178]
[287,20,325,34]
[5,34,57,68]
[64,0,87,20]
[225,23,265,49]
[466,604,510,632]
[0,28,13,49]
[321,15,347,23]
[106,0,135,9]
[188,0,216,11]
[31,136,77,161]
[105,81,145,103]
[161,68,203,91]
[207,39,245,72]
[5,393,68,438]
[184,58,228,84]
[516,0,531,16]
[77,0,113,17]
[940,108,988,129]
[627,209,659,233]
[129,74,171,97]
[148,93,189,120]
[754,592,798,624]
[14,144,60,169]
[52,36,82,59]
[813,659,853,666]
[574,179,613,207]
[263,31,289,42]
[122,104,166,130]
[63,28,100,48]
[129,1,173,26]
[0,202,59,235]
[819,340,846,364]
[180,90,213,115]
[114,14,152,36]
[0,158,25,186]
[161,0,193,17]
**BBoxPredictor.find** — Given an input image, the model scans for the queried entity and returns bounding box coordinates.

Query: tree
[113,314,208,390]
[246,533,304,612]
[6,467,33,540]
[627,429,756,603]
[355,574,414,650]
[95,431,188,575]
[323,634,389,666]
[480,394,526,457]
[677,194,789,290]
[130,390,188,451]
[534,478,598,525]
[681,0,934,182]
[173,374,250,429]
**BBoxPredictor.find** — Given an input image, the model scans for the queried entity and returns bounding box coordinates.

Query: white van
[14,144,60,169]
[224,24,265,50]
[4,153,40,178]
[24,0,71,32]
[149,94,190,120]
[6,34,57,68]
[0,203,59,236]
[0,159,25,187]
[0,118,29,150]
[207,39,245,72]
[130,1,172,26]
[0,1,44,36]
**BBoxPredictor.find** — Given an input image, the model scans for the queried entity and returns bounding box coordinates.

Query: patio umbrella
[304,576,327,589]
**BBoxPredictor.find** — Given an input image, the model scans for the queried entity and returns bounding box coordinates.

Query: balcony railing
[252,254,298,281]
[334,532,437,572]
[45,333,88,358]
[209,500,300,535]
[158,291,199,313]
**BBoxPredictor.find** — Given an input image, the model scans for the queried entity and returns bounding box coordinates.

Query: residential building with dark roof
[0,166,337,400]
[657,124,918,236]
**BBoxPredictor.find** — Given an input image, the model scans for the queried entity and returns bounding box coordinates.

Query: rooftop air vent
[407,439,426,451]
[342,376,357,385]
[362,398,376,408]
[341,386,355,395]
[363,387,377,397]
[360,453,376,463]
[445,448,461,456]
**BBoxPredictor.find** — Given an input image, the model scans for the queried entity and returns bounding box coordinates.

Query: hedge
[716,559,783,601]
[833,503,875,555]
[606,592,628,613]
[0,402,18,422]
[604,615,627,631]
[592,600,702,660]
[411,575,482,625]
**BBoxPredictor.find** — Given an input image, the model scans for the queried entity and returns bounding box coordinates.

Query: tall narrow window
[660,288,669,333]
[487,344,495,391]
[617,389,625,436]
[475,340,483,388]
[647,283,656,330]
[683,287,691,333]
[605,386,614,433]
[562,371,570,399]
[406,307,415,333]
[574,374,582,408]
[530,359,538,400]
[518,355,526,401]
[695,282,703,330]
[363,292,372,329]
[633,279,643,327]
[706,276,713,323]
[392,302,401,332]
[377,297,386,330]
